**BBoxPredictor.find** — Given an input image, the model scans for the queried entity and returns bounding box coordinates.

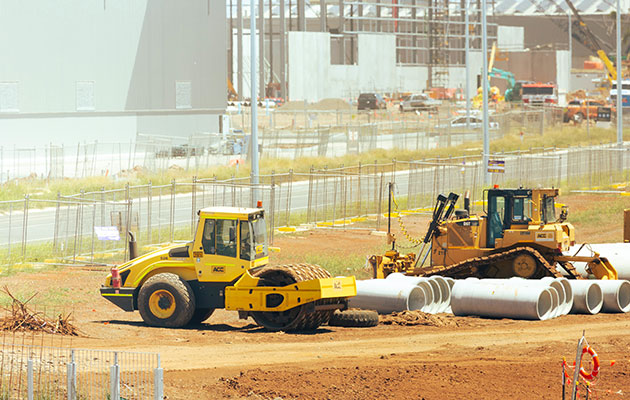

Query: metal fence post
[54,192,61,251]
[392,158,397,185]
[270,184,276,245]
[307,166,314,224]
[67,350,76,400]
[377,172,384,231]
[78,190,85,258]
[124,184,131,261]
[110,352,120,400]
[148,181,153,244]
[27,359,34,400]
[8,202,12,260]
[192,176,197,236]
[357,162,362,217]
[22,194,29,261]
[154,354,164,400]
[170,179,176,242]
[287,169,293,226]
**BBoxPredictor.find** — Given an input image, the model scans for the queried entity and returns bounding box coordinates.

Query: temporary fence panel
[0,340,160,400]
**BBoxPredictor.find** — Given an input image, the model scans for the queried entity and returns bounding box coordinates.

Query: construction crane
[525,0,615,82]
[563,0,617,83]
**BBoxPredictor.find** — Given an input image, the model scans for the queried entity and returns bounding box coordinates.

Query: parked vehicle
[441,116,499,130]
[399,93,440,112]
[357,93,387,110]
[156,144,204,159]
[563,98,613,123]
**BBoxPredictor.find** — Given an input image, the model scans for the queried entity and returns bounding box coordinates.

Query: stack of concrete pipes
[348,273,454,314]
[450,278,630,319]
[566,243,630,280]
[349,274,630,320]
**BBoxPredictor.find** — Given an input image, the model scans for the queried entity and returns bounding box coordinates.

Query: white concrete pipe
[349,279,426,314]
[450,280,554,320]
[471,278,565,318]
[443,277,455,290]
[565,243,630,279]
[512,277,566,317]
[428,276,452,313]
[541,277,573,316]
[385,273,443,313]
[545,277,573,315]
[568,281,603,315]
[597,280,630,313]
[443,277,455,314]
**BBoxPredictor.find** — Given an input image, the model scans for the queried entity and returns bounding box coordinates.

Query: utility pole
[616,0,623,146]
[465,0,471,129]
[280,0,287,100]
[251,0,260,203]
[237,0,243,101]
[259,0,265,99]
[567,10,573,92]
[481,0,490,185]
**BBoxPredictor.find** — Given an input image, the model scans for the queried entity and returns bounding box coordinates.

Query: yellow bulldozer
[371,186,617,280]
[101,205,356,331]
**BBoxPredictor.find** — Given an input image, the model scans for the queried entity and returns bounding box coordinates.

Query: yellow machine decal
[535,232,554,242]
[210,265,227,274]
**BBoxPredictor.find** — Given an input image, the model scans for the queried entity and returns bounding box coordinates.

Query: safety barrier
[0,339,162,400]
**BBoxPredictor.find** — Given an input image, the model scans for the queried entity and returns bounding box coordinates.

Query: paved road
[1,142,626,248]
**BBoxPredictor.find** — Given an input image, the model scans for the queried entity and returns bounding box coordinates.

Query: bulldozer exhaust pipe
[464,190,470,213]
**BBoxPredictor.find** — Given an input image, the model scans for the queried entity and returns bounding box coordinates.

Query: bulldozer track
[418,246,584,279]
[252,264,342,331]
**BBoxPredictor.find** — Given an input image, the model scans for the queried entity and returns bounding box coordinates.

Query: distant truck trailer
[521,83,557,106]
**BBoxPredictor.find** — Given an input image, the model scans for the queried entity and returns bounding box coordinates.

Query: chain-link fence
[0,339,162,399]
[0,104,576,182]
[2,143,630,266]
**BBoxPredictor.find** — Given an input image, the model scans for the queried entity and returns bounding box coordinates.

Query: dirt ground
[3,193,630,399]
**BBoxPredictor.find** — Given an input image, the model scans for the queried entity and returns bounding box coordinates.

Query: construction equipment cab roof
[199,206,263,218]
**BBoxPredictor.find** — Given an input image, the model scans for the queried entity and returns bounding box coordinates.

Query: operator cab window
[216,219,237,258]
[488,194,505,247]
[201,219,216,254]
[512,197,532,223]
[542,196,556,223]
[240,221,253,261]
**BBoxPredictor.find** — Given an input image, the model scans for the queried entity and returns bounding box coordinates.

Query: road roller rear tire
[138,273,196,328]
[328,309,379,328]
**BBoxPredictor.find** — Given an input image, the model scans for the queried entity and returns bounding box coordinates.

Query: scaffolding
[339,0,497,86]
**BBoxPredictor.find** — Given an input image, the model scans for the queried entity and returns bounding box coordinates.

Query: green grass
[0,283,76,308]
[569,195,629,227]
[271,246,377,279]
[4,124,630,205]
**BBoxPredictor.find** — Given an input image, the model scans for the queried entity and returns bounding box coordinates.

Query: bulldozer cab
[486,188,533,248]
[485,188,560,248]
[192,207,269,283]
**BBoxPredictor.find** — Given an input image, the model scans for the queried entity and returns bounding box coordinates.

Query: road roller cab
[100,206,356,331]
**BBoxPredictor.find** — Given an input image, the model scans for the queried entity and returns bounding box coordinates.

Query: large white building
[0,1,226,147]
